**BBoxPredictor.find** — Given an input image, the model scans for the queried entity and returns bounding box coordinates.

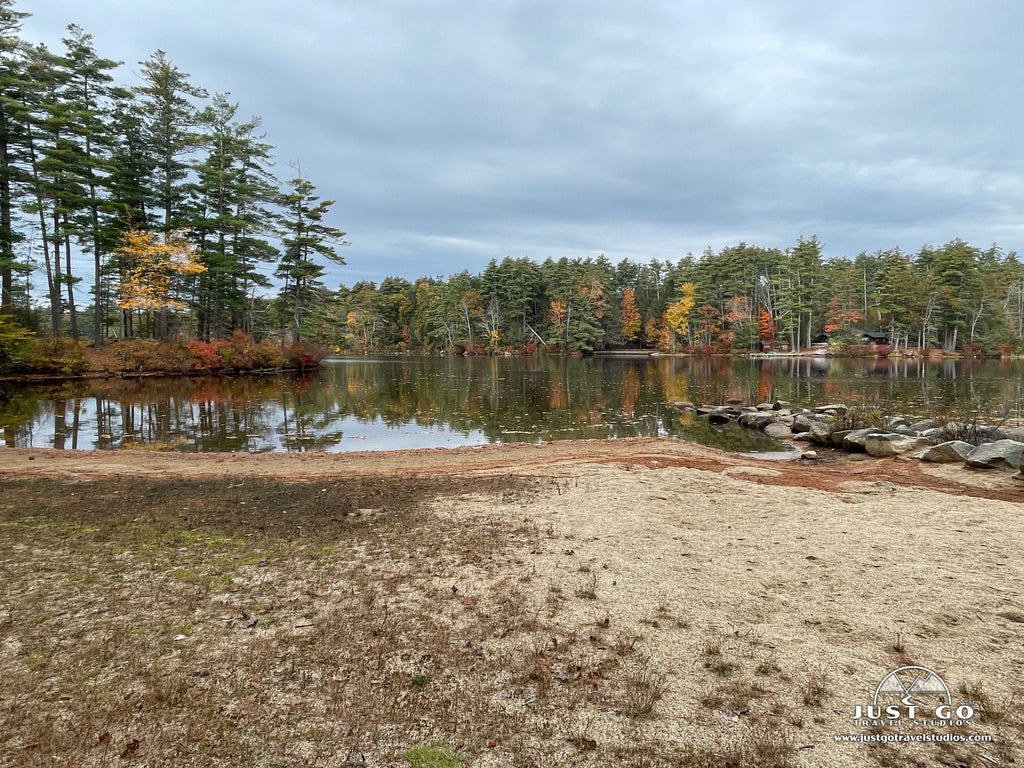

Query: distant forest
[1,1,1022,358]
[334,238,1024,355]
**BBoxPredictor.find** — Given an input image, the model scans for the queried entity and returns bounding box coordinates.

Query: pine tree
[275,171,347,341]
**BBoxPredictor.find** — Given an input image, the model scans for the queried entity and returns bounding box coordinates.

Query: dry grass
[1,470,1021,768]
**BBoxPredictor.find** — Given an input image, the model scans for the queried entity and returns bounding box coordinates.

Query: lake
[1,354,1021,453]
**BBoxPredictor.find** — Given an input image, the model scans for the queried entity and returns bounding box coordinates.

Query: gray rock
[755,402,773,411]
[806,421,834,445]
[707,410,733,425]
[965,439,1024,469]
[830,429,854,448]
[921,427,948,444]
[726,397,745,406]
[738,412,778,429]
[772,400,792,411]
[864,434,931,457]
[910,418,938,432]
[842,427,886,452]
[792,413,819,433]
[1004,426,1024,442]
[764,423,793,439]
[739,406,759,414]
[978,426,1009,442]
[814,404,848,414]
[801,450,818,460]
[893,426,919,436]
[920,441,975,463]
[672,400,694,410]
[886,416,910,429]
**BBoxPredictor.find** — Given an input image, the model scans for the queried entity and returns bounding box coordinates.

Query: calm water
[1,355,1021,454]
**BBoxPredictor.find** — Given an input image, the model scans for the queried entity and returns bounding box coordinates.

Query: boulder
[893,426,919,437]
[920,441,975,463]
[792,413,819,433]
[726,397,745,406]
[1004,426,1024,442]
[764,423,793,439]
[910,418,938,432]
[965,439,1024,469]
[863,433,931,457]
[801,450,818,460]
[814,404,848,414]
[886,416,910,429]
[921,427,948,444]
[806,421,834,445]
[842,427,886,452]
[738,412,778,429]
[707,409,733,425]
[755,402,773,411]
[672,400,695,410]
[772,400,792,411]
[830,429,854,448]
[977,426,1009,442]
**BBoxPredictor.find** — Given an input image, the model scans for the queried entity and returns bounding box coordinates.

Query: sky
[19,0,1024,289]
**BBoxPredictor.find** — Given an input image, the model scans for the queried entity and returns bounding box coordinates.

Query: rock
[814,404,848,414]
[910,418,938,432]
[739,406,758,414]
[755,402,773,411]
[921,427,948,444]
[863,433,931,457]
[893,426,919,436]
[772,400,791,411]
[792,413,819,433]
[738,412,778,429]
[842,428,886,452]
[978,426,1009,442]
[672,400,694,410]
[696,406,716,415]
[764,423,793,439]
[1005,426,1024,442]
[792,432,812,442]
[965,439,1024,469]
[920,441,975,463]
[886,416,910,429]
[707,410,733,425]
[830,429,854,448]
[806,421,834,445]
[801,450,818,460]
[726,397,745,406]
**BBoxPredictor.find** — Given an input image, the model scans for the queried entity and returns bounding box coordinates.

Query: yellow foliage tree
[116,229,205,312]
[661,282,696,351]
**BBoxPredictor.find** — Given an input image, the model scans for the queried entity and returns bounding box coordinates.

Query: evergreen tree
[275,171,347,341]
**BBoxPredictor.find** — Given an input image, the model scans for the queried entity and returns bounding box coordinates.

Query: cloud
[19,0,1024,290]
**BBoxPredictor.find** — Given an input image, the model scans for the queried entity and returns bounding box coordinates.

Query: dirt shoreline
[2,440,1022,767]
[1,438,1022,502]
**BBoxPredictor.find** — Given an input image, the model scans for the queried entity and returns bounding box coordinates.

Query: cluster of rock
[674,398,1024,473]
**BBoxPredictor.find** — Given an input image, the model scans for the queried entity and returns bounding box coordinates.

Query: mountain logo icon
[873,665,951,707]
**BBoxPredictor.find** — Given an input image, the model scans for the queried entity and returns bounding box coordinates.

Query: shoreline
[2,437,1021,502]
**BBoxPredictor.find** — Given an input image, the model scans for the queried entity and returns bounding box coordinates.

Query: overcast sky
[20,0,1024,288]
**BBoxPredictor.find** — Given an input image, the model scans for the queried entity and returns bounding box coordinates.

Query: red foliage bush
[873,344,892,357]
[960,341,982,358]
[520,343,538,356]
[187,340,225,371]
[285,341,327,369]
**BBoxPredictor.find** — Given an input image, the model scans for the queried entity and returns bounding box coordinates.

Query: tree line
[0,0,346,348]
[328,237,1024,356]
[2,1,1021,360]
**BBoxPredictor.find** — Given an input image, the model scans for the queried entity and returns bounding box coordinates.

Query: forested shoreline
[1,0,1023,377]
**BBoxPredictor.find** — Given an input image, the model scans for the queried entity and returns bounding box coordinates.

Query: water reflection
[0,355,1021,453]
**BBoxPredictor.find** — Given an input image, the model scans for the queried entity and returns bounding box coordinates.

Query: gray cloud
[22,0,1024,289]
